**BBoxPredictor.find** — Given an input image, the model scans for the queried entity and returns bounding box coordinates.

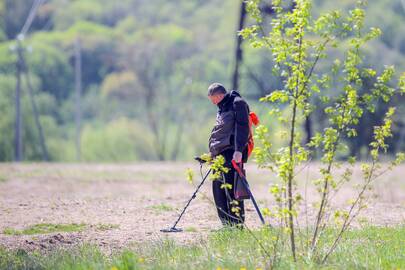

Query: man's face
[208,94,224,105]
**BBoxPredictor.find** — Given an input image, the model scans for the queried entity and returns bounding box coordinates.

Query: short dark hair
[207,83,226,96]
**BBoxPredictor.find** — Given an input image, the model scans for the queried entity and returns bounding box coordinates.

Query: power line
[19,0,45,38]
[22,55,50,161]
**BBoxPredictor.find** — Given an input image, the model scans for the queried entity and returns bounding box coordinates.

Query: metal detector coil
[160,227,183,233]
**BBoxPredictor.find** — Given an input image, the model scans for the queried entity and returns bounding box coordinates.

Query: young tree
[242,0,405,263]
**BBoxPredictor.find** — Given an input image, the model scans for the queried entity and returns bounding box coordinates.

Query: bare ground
[0,162,404,254]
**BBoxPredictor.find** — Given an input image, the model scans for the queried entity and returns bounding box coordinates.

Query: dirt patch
[0,162,404,253]
[22,233,79,251]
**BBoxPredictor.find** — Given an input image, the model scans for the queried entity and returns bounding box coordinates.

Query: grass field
[1,226,404,269]
[0,162,404,269]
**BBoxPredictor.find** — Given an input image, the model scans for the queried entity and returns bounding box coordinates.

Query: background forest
[1,0,404,162]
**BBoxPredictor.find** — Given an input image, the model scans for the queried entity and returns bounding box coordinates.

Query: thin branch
[321,160,377,263]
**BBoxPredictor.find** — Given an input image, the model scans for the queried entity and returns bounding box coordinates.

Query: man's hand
[233,151,242,163]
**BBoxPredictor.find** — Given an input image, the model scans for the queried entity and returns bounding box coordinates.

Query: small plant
[209,155,229,180]
[185,168,194,184]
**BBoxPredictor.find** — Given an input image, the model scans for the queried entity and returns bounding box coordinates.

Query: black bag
[234,167,250,200]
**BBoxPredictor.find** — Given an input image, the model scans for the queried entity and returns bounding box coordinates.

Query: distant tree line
[0,0,403,162]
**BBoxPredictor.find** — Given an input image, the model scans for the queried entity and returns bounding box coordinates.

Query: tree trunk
[231,0,246,91]
[304,113,312,144]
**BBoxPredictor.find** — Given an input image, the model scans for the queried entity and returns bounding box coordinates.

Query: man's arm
[233,99,250,154]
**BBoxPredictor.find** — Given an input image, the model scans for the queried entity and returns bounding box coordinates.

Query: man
[207,82,250,226]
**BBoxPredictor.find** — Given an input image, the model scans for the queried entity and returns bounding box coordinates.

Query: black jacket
[208,90,250,162]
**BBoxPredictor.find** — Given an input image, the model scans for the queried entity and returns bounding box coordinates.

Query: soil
[0,162,404,254]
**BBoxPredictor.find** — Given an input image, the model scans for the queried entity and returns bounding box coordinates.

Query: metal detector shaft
[242,178,265,225]
[168,168,212,230]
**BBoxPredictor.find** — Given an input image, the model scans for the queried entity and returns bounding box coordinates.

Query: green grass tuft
[94,223,119,231]
[148,203,174,212]
[184,227,198,232]
[3,223,87,235]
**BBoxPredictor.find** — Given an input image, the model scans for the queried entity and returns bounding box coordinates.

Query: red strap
[250,111,260,126]
[232,160,244,177]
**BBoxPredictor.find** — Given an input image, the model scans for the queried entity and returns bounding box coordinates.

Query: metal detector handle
[194,156,207,164]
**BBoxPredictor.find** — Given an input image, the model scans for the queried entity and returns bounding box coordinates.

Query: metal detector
[160,157,211,233]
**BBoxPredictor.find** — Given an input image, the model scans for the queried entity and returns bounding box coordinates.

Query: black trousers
[212,149,245,225]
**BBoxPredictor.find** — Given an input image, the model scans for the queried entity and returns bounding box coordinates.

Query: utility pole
[75,37,82,162]
[14,39,23,161]
[12,0,45,162]
[13,37,50,161]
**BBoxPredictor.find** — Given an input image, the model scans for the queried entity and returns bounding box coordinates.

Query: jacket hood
[217,90,241,110]
[230,90,241,98]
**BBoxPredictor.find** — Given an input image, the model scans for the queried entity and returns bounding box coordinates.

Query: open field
[0,162,404,256]
[0,163,405,253]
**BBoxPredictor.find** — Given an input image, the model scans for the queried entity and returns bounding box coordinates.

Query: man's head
[207,83,227,105]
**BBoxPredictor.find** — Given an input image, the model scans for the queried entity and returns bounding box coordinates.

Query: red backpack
[247,111,260,158]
